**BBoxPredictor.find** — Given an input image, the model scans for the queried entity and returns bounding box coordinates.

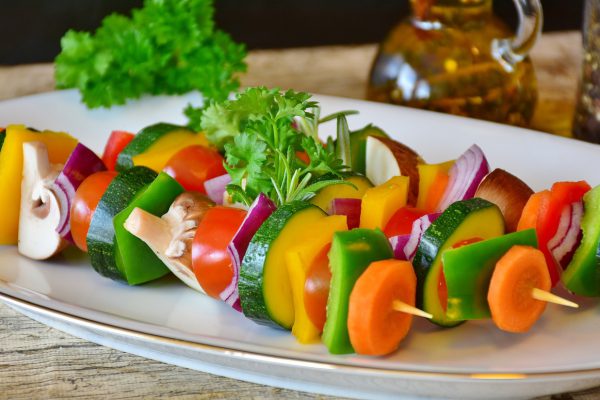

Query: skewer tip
[531,288,579,309]
[392,300,433,319]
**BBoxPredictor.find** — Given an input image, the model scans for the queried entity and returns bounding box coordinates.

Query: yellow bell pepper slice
[360,176,409,230]
[416,160,454,212]
[0,125,78,244]
[285,215,348,344]
[131,130,209,172]
[310,175,372,213]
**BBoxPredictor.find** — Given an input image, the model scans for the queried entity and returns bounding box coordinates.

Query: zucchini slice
[0,128,5,152]
[87,166,157,281]
[310,175,372,213]
[239,202,326,329]
[116,122,192,172]
[413,198,505,326]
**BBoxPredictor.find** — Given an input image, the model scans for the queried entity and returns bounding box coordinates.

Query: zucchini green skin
[87,166,157,281]
[115,122,189,172]
[562,185,600,296]
[322,228,393,355]
[413,198,505,327]
[0,128,5,152]
[239,202,318,328]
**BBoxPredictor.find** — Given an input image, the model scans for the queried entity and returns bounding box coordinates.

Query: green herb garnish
[201,87,352,206]
[54,0,246,111]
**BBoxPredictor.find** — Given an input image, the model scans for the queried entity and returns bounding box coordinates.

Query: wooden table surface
[2,31,599,400]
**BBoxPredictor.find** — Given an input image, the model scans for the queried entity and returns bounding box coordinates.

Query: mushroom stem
[124,204,207,294]
[124,207,172,254]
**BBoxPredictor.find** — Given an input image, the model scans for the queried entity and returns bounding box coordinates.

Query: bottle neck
[410,0,493,26]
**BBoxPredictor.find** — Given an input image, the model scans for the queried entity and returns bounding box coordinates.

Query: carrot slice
[347,259,416,355]
[487,245,551,333]
[517,190,550,231]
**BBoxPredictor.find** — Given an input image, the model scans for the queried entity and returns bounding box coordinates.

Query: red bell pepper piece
[536,181,591,286]
[102,130,135,170]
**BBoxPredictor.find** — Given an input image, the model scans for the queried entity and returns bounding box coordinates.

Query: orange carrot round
[347,259,416,355]
[487,245,551,333]
[517,190,550,231]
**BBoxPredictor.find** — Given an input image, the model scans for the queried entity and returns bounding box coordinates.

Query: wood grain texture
[1,31,598,399]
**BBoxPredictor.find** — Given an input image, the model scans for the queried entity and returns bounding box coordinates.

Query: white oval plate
[1,90,600,399]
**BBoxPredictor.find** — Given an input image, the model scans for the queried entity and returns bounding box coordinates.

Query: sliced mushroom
[18,142,68,260]
[124,192,214,293]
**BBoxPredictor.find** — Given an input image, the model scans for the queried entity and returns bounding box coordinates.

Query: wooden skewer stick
[531,288,579,308]
[392,300,433,319]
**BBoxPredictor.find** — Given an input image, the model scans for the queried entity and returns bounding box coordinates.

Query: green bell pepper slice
[113,172,184,285]
[442,229,538,321]
[562,185,600,296]
[322,228,393,355]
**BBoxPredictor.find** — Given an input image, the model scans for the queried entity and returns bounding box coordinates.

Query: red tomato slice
[304,243,332,332]
[383,207,427,237]
[102,130,134,170]
[192,206,247,298]
[70,171,118,252]
[163,145,226,194]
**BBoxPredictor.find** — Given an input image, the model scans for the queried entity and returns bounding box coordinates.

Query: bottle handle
[492,0,543,71]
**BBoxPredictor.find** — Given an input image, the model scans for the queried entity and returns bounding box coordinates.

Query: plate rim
[3,290,600,382]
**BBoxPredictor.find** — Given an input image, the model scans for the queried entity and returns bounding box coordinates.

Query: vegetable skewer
[348,259,431,356]
[487,245,578,333]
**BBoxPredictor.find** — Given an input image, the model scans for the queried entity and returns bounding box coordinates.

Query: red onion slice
[330,198,361,229]
[547,205,572,250]
[438,144,489,211]
[53,143,106,242]
[390,212,441,261]
[222,193,276,311]
[404,212,441,260]
[389,234,411,260]
[204,174,231,205]
[551,201,584,268]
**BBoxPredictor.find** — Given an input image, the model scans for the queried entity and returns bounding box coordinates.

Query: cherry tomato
[383,207,427,237]
[192,206,247,298]
[304,244,332,332]
[102,130,134,170]
[439,237,484,311]
[70,171,118,252]
[163,145,226,193]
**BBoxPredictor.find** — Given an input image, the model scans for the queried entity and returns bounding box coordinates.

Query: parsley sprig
[201,87,352,206]
[55,0,246,110]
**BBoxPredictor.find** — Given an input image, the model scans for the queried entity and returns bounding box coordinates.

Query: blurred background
[1,0,583,65]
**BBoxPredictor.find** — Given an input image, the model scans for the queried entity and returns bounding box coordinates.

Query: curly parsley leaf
[202,87,352,206]
[55,0,246,110]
